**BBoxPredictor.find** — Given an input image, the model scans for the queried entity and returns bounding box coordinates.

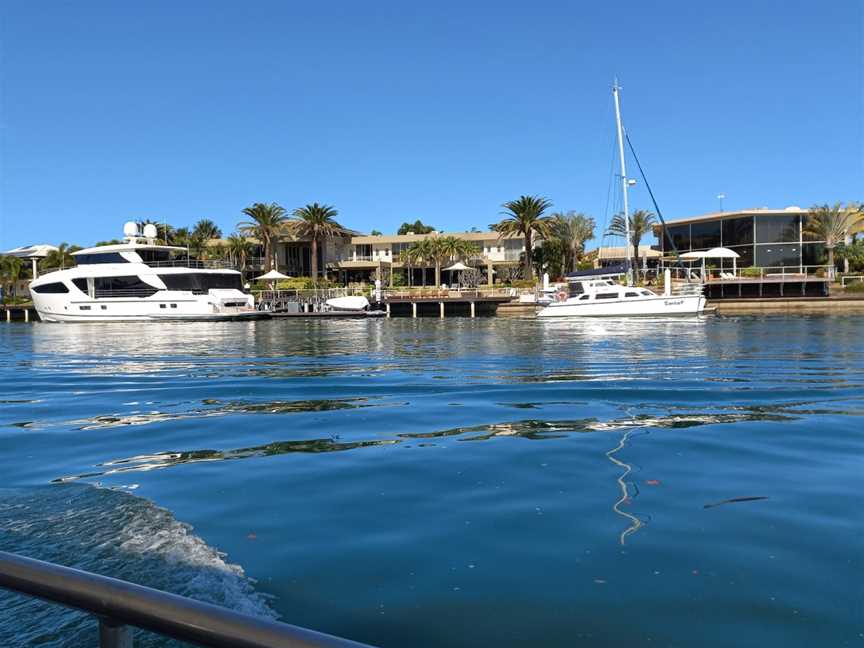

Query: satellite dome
[123,221,139,237]
[142,223,158,239]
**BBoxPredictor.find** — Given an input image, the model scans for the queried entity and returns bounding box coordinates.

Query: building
[587,245,663,269]
[332,231,524,285]
[655,207,826,272]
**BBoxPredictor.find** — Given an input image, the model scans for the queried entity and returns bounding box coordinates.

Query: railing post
[99,618,133,648]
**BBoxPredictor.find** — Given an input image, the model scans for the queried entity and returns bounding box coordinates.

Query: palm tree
[137,220,175,245]
[803,203,864,280]
[405,239,434,287]
[552,211,595,273]
[605,209,657,275]
[226,234,251,273]
[238,203,288,271]
[492,195,554,280]
[172,227,192,249]
[190,219,223,258]
[40,243,81,272]
[0,256,24,300]
[289,203,350,282]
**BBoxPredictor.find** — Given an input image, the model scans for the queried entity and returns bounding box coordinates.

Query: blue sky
[1,0,861,249]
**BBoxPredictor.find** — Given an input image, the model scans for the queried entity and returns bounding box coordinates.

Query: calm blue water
[1,316,862,647]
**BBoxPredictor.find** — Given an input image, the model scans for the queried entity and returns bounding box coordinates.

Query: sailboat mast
[612,81,632,285]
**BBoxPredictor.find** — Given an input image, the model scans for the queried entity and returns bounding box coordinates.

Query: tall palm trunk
[435,263,441,287]
[311,238,319,281]
[523,232,533,279]
[632,234,641,280]
[265,238,273,271]
[827,246,835,280]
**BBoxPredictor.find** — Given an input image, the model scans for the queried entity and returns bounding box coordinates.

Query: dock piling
[439,302,444,319]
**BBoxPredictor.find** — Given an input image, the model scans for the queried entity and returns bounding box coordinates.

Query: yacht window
[31,282,69,294]
[157,273,242,293]
[625,292,639,297]
[94,276,160,298]
[75,253,128,265]
[137,249,172,264]
[100,305,107,310]
[170,304,177,308]
[578,294,591,301]
[71,278,89,293]
[595,293,618,299]
[159,304,167,309]
[79,305,91,311]
[640,290,652,296]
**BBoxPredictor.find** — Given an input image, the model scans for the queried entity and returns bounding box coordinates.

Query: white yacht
[537,272,705,318]
[29,223,260,322]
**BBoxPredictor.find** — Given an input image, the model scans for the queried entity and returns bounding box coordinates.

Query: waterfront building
[335,231,525,285]
[587,245,662,270]
[655,206,826,272]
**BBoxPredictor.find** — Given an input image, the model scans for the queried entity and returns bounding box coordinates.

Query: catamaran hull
[537,295,707,317]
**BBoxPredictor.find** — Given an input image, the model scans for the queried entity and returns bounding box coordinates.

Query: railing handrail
[0,550,370,648]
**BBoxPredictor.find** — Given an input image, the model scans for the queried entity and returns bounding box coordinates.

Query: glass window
[158,273,242,293]
[801,243,826,267]
[666,225,690,252]
[725,245,754,268]
[75,252,129,265]
[721,217,753,246]
[690,221,721,250]
[137,249,172,264]
[578,294,590,300]
[625,292,639,297]
[595,293,618,299]
[71,278,89,293]
[94,276,161,297]
[755,214,799,243]
[754,244,800,269]
[31,282,69,294]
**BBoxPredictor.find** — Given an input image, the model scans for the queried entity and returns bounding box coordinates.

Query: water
[1,316,862,647]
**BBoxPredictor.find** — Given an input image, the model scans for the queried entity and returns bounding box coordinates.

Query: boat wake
[0,484,275,647]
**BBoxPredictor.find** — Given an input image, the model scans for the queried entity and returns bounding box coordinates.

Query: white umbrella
[254,270,291,281]
[442,261,471,271]
[254,269,291,291]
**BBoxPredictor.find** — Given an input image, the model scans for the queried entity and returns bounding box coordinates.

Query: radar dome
[123,221,139,237]
[142,223,158,239]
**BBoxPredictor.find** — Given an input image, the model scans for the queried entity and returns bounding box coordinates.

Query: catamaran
[538,83,706,318]
[29,222,261,322]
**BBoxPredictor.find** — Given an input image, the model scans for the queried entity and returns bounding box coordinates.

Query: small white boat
[538,275,705,318]
[325,295,370,311]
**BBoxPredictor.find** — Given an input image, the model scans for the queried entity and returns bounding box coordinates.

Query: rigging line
[623,131,684,268]
[601,118,619,252]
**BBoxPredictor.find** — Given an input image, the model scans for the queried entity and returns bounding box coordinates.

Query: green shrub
[509,279,536,288]
[740,266,762,278]
[843,281,864,293]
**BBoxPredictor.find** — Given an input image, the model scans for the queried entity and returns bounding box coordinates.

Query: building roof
[659,206,808,227]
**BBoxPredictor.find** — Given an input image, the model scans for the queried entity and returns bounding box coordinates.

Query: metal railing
[0,550,370,648]
[661,265,831,282]
[144,259,237,270]
[841,275,864,287]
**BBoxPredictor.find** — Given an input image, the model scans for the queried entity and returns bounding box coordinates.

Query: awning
[254,270,292,281]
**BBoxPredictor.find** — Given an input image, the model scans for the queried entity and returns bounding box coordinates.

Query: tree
[605,209,657,276]
[533,239,565,279]
[492,195,554,280]
[172,228,192,249]
[551,211,595,273]
[410,236,479,287]
[190,219,223,258]
[137,220,175,245]
[226,234,251,273]
[370,229,383,236]
[397,220,436,235]
[289,203,350,282]
[238,203,288,271]
[0,256,24,300]
[40,243,81,271]
[803,203,864,280]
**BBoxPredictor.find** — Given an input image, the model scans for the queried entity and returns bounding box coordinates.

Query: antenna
[123,221,139,239]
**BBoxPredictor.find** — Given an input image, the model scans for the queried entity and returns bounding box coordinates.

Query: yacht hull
[537,294,706,317]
